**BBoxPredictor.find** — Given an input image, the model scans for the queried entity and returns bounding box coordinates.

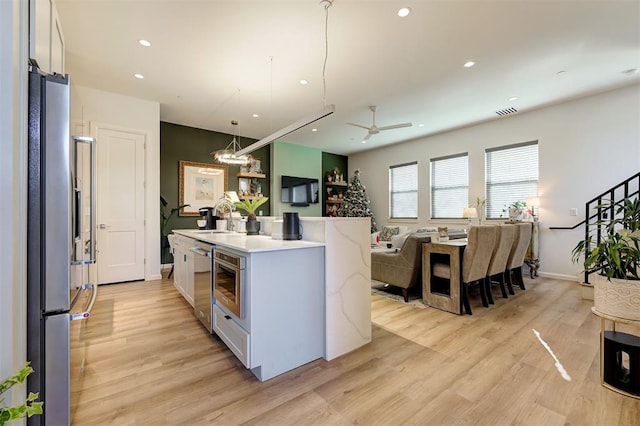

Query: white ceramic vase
[593,274,640,321]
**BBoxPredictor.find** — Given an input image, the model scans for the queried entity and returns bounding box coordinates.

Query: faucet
[213,196,235,231]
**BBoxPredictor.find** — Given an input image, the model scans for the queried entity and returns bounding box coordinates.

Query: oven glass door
[213,258,242,318]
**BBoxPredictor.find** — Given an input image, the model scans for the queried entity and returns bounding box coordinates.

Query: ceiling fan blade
[347,122,371,131]
[363,132,373,141]
[378,122,413,131]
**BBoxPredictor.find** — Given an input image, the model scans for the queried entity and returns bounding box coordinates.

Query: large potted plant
[160,196,189,263]
[572,198,640,320]
[234,197,269,235]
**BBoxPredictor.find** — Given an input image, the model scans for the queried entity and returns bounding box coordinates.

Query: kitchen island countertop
[172,229,325,253]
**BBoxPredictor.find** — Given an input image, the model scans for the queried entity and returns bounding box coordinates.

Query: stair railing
[550,172,639,284]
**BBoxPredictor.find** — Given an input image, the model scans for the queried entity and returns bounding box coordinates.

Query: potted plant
[0,362,43,425]
[160,196,189,263]
[234,197,269,235]
[572,198,640,320]
[502,200,527,221]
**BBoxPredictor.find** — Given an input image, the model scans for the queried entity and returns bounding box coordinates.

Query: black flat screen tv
[281,175,319,206]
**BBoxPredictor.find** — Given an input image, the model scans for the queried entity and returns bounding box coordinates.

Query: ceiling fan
[347,105,412,142]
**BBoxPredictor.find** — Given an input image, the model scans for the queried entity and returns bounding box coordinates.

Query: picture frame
[238,177,251,196]
[179,161,228,216]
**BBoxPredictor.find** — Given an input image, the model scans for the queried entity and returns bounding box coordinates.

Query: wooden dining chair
[485,225,515,302]
[433,225,498,314]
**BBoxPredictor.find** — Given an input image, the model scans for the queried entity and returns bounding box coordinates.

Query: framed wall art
[179,161,228,216]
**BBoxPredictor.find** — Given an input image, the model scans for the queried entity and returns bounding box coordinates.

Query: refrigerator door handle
[72,136,97,265]
[70,283,98,321]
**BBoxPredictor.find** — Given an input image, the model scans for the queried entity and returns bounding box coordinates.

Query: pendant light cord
[321,0,333,107]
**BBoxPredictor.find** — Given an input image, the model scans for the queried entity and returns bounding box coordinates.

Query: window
[485,141,539,219]
[430,153,469,219]
[389,162,418,219]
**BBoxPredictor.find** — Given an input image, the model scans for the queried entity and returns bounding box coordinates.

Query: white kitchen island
[173,217,371,381]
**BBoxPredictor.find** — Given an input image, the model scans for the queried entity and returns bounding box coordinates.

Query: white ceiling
[56,0,640,156]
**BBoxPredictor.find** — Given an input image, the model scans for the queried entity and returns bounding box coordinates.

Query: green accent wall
[272,141,322,217]
[321,152,348,217]
[160,122,271,233]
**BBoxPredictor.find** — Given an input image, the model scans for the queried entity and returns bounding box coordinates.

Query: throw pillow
[391,232,410,248]
[416,227,438,233]
[379,226,400,241]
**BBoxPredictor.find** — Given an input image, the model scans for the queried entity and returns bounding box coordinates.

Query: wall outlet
[569,208,578,216]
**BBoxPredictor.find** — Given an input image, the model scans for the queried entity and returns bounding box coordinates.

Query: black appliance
[283,212,303,240]
[199,207,217,230]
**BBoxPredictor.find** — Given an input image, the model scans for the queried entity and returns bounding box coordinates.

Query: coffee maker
[198,207,217,230]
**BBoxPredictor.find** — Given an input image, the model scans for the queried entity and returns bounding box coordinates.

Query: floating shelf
[237,172,266,179]
[326,181,347,186]
[326,199,344,204]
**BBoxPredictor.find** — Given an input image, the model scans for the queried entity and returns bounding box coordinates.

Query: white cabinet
[173,235,194,307]
[30,0,65,74]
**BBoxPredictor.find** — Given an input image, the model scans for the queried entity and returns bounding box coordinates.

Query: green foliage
[337,169,378,233]
[572,199,640,281]
[234,197,269,220]
[0,362,43,425]
[161,196,189,235]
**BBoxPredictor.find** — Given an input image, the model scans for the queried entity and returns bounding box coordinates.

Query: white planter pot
[593,274,640,321]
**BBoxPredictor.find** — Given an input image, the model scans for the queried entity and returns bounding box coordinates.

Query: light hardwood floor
[70,274,640,425]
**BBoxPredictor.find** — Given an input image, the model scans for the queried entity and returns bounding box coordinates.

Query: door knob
[99,224,107,229]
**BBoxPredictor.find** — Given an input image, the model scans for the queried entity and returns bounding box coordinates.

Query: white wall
[1,0,28,409]
[350,84,640,280]
[70,85,162,281]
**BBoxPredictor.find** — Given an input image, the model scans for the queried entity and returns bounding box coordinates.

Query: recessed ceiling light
[509,96,518,101]
[300,79,308,85]
[138,39,151,47]
[418,124,425,127]
[311,128,317,132]
[464,61,475,68]
[252,113,259,118]
[398,7,411,17]
[134,73,144,79]
[361,140,367,144]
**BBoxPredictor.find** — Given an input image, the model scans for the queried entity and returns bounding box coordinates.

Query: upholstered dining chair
[505,222,533,294]
[484,225,515,302]
[432,225,498,314]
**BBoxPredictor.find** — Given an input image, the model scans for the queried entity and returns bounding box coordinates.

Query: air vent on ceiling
[496,107,518,116]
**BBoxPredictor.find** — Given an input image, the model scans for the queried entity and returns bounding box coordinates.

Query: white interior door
[95,126,145,284]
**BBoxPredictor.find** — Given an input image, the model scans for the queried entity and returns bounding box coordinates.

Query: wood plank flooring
[70,274,640,425]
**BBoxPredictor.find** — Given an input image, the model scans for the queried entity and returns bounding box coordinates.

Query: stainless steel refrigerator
[27,65,97,425]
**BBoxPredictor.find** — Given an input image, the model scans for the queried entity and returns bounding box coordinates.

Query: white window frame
[389,162,418,219]
[429,153,469,219]
[485,141,539,219]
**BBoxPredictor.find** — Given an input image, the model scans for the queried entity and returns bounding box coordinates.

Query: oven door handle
[190,247,211,257]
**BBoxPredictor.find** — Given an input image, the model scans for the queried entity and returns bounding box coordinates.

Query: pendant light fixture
[211,120,253,166]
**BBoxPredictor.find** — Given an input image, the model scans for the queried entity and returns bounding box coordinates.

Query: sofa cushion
[391,232,411,248]
[379,226,400,242]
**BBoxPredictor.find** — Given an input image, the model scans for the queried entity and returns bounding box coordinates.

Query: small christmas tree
[337,169,378,233]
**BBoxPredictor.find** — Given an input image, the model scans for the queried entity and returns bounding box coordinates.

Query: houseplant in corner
[234,197,269,235]
[160,196,189,263]
[572,199,640,321]
[0,362,43,425]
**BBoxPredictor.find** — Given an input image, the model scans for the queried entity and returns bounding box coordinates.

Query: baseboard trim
[536,271,579,282]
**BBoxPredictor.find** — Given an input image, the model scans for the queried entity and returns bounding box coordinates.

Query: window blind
[485,141,539,219]
[389,162,418,219]
[430,153,468,219]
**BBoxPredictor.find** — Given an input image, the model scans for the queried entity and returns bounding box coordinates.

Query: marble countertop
[173,229,325,253]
